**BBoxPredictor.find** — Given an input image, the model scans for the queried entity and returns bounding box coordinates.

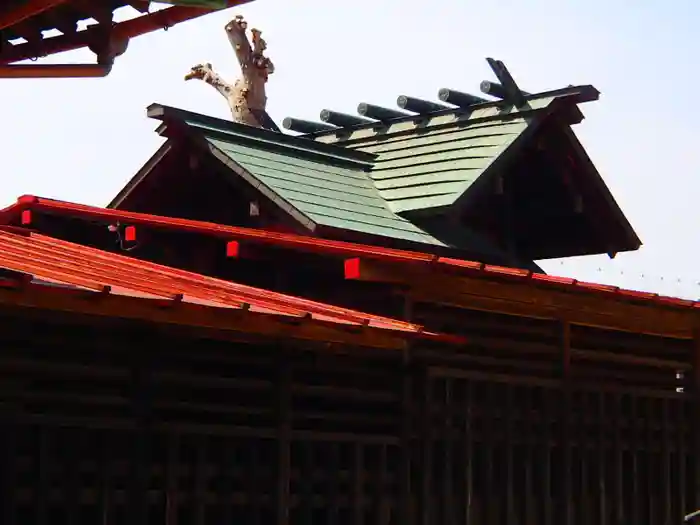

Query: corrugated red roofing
[0,227,440,337]
[1,195,694,312]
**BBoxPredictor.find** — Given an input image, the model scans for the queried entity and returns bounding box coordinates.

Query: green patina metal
[116,85,640,262]
[315,94,571,214]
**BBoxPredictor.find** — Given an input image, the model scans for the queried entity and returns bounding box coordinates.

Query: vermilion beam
[1,0,251,64]
[0,63,111,78]
[0,0,70,30]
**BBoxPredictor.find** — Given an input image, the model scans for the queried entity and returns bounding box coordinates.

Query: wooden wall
[0,308,696,525]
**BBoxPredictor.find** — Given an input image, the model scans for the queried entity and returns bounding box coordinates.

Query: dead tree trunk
[185,15,275,128]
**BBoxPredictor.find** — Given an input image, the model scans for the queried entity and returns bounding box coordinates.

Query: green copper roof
[202,134,445,245]
[143,105,446,247]
[315,95,560,214]
[126,86,638,262]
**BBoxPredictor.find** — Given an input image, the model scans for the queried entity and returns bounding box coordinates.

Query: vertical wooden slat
[647,397,656,524]
[543,391,553,525]
[129,343,153,525]
[693,329,700,517]
[662,397,672,525]
[630,396,640,525]
[100,430,114,525]
[597,392,607,525]
[66,428,81,525]
[505,384,515,525]
[301,443,314,525]
[324,442,339,525]
[613,394,624,525]
[194,437,207,525]
[249,442,262,525]
[559,320,573,525]
[524,388,535,525]
[580,395,589,525]
[443,379,455,525]
[421,370,433,525]
[484,384,496,524]
[277,358,291,525]
[399,350,413,525]
[378,444,389,525]
[165,434,179,525]
[36,426,49,525]
[0,407,18,525]
[353,443,364,525]
[679,398,688,524]
[463,380,473,525]
[400,298,413,525]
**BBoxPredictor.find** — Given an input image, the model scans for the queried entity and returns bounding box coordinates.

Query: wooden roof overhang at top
[0,0,250,78]
[2,195,697,340]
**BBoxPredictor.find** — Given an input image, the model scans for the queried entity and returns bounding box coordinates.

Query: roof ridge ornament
[185,14,279,131]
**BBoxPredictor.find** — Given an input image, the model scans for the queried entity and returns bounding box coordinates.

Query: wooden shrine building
[0,62,695,525]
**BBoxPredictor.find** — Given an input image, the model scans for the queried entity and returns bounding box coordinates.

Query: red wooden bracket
[124,225,137,242]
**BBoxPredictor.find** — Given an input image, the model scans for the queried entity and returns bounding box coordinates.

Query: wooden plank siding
[0,306,695,525]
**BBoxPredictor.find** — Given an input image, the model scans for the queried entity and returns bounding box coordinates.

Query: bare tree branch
[225,15,253,71]
[185,14,275,129]
[184,63,232,98]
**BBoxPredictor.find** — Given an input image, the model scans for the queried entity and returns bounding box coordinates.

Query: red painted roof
[0,227,446,338]
[1,195,694,312]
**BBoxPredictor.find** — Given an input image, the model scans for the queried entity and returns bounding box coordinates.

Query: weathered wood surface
[185,15,275,128]
[0,309,696,525]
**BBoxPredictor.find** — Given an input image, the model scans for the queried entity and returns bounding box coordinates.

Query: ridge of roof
[2,195,694,317]
[147,103,375,168]
[305,84,599,144]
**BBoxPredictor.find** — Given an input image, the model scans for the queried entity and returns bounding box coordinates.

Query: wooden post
[353,443,364,525]
[128,329,154,525]
[598,391,608,525]
[679,394,688,525]
[194,436,207,525]
[463,380,474,525]
[612,393,624,524]
[662,397,672,525]
[35,426,50,525]
[692,329,700,516]
[420,368,434,525]
[630,396,640,525]
[165,434,180,525]
[559,319,573,525]
[0,399,18,525]
[443,379,455,525]
[505,384,515,524]
[400,297,414,525]
[277,357,291,525]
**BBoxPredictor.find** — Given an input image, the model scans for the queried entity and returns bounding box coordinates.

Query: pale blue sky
[3,0,699,296]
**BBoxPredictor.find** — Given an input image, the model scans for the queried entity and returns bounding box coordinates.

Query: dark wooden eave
[0,1,250,69]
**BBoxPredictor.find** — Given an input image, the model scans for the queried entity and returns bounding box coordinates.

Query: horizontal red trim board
[1,195,695,313]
